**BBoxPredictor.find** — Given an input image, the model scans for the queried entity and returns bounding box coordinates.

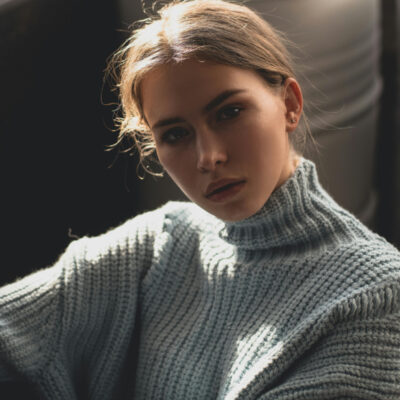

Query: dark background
[0,0,399,289]
[0,0,141,285]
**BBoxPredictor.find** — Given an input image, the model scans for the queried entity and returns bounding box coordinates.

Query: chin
[210,201,265,222]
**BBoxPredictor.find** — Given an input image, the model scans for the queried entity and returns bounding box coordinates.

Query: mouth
[205,179,246,202]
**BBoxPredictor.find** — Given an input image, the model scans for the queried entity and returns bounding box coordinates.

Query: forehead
[140,60,271,123]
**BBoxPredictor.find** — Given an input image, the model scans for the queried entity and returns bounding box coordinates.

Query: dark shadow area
[1,381,41,399]
[376,0,400,248]
[0,0,141,286]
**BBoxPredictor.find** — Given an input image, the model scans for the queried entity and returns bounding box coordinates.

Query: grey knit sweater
[1,158,400,399]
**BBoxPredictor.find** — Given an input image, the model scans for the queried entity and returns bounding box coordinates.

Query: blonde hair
[107,0,309,173]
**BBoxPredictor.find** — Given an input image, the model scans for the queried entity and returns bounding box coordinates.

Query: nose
[196,128,228,172]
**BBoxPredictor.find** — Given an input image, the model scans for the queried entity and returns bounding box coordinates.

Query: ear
[283,78,303,133]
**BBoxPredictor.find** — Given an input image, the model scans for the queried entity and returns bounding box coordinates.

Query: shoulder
[63,201,220,269]
[331,235,400,280]
[315,237,400,321]
[161,201,222,237]
[65,205,167,263]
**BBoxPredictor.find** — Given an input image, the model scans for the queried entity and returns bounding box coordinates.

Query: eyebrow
[151,89,246,130]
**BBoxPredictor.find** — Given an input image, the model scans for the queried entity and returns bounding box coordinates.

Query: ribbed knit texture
[1,158,400,399]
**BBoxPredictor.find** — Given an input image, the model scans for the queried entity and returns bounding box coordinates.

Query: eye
[217,105,243,121]
[161,126,189,144]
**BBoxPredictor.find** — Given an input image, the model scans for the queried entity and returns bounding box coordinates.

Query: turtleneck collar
[219,158,366,252]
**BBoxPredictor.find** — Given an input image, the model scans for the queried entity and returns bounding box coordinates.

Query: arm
[257,312,400,399]
[0,212,159,399]
[0,258,63,383]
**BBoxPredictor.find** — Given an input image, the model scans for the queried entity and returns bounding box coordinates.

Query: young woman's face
[141,60,301,221]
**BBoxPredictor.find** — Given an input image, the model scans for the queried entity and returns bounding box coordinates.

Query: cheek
[155,142,175,167]
[157,153,176,179]
[157,148,193,184]
[235,117,286,154]
[155,148,169,169]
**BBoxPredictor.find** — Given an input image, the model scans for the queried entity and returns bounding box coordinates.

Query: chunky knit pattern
[1,158,400,399]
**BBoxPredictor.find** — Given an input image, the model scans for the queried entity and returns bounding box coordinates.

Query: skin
[141,60,303,221]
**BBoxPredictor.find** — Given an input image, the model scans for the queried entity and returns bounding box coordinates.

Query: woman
[1,1,399,399]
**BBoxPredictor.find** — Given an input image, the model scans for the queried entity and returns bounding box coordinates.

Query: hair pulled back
[107,0,305,173]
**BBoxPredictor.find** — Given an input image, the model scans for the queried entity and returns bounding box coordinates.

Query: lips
[205,178,246,198]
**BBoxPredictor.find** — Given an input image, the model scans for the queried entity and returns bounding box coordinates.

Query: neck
[219,158,371,254]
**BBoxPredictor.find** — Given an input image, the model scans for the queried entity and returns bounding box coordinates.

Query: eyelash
[216,104,243,121]
[161,127,188,144]
[161,104,244,144]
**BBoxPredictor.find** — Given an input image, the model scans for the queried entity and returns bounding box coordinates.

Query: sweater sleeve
[0,211,160,398]
[257,312,400,400]
[0,256,63,382]
[253,260,400,400]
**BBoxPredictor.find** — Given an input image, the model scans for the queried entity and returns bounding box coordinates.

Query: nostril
[196,131,228,171]
[197,154,227,172]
